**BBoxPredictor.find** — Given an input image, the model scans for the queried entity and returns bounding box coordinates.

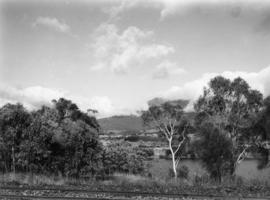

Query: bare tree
[141,102,190,178]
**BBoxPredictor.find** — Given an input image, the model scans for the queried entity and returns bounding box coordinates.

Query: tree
[40,99,103,177]
[141,102,191,178]
[0,103,31,174]
[249,96,270,168]
[193,122,233,182]
[18,106,58,174]
[0,98,104,177]
[194,76,263,175]
[50,98,102,177]
[52,98,100,131]
[57,118,103,177]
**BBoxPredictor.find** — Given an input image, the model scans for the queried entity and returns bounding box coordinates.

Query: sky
[1,0,270,117]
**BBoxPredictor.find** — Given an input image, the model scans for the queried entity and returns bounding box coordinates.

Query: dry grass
[0,173,85,186]
[0,172,269,196]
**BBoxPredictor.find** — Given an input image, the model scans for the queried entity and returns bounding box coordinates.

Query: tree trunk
[12,146,15,174]
[171,152,177,179]
[169,139,177,179]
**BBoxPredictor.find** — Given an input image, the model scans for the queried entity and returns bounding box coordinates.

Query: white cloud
[102,0,183,20]
[70,95,120,118]
[91,23,174,74]
[0,84,128,118]
[33,17,70,33]
[103,0,270,20]
[0,84,65,110]
[153,60,186,79]
[161,66,270,111]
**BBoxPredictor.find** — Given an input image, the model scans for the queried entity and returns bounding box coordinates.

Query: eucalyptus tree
[249,96,270,168]
[193,122,233,182]
[0,103,31,173]
[141,102,191,178]
[194,76,263,175]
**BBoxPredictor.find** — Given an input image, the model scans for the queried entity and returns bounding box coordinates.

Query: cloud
[70,95,123,118]
[161,66,270,111]
[0,84,65,110]
[103,0,138,21]
[33,17,71,33]
[255,13,270,35]
[0,84,128,118]
[103,0,186,20]
[103,0,270,20]
[91,23,174,74]
[152,60,186,79]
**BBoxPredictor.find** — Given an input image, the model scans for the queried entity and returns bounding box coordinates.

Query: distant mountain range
[98,98,192,132]
[148,97,189,108]
[98,115,143,132]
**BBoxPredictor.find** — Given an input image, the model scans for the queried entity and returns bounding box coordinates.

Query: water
[149,159,270,181]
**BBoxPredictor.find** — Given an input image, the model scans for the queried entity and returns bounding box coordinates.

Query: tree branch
[236,145,250,164]
[147,111,170,141]
[174,125,187,155]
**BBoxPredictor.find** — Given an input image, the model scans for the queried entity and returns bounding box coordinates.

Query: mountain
[98,98,192,133]
[98,115,143,132]
[148,97,189,108]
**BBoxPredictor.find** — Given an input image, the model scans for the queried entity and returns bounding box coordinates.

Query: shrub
[101,141,147,176]
[178,165,189,179]
[168,165,189,179]
[193,122,233,182]
[125,135,140,142]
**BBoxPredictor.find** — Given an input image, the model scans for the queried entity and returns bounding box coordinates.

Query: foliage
[193,122,233,181]
[178,165,189,179]
[194,76,264,175]
[141,102,192,178]
[101,141,147,176]
[0,103,31,173]
[168,165,189,179]
[249,96,270,169]
[125,135,140,142]
[0,98,103,177]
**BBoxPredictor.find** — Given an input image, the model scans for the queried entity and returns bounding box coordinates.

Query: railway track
[0,186,269,200]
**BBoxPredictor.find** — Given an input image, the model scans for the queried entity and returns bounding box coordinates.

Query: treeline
[193,76,270,180]
[0,76,269,182]
[142,76,270,181]
[0,98,148,177]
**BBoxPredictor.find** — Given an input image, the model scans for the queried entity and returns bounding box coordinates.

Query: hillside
[98,115,144,132]
[99,98,193,133]
[148,97,189,108]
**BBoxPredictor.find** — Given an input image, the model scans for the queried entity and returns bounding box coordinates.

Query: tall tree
[50,98,103,176]
[249,96,270,168]
[193,122,233,182]
[18,106,57,174]
[52,98,100,131]
[194,76,263,175]
[141,102,191,178]
[0,103,31,173]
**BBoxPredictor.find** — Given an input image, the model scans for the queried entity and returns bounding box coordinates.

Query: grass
[0,173,87,186]
[0,172,269,196]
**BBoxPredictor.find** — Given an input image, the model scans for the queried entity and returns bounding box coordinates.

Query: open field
[149,159,270,181]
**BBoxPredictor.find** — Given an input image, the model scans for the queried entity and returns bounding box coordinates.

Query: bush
[125,135,140,142]
[178,165,189,179]
[193,122,233,182]
[193,174,211,186]
[101,141,147,176]
[168,165,189,179]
